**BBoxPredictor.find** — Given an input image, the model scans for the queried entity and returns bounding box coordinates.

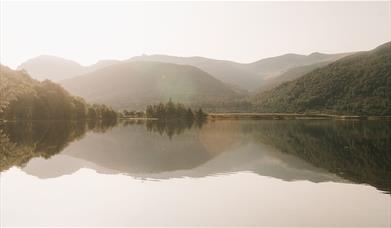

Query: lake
[0,119,390,227]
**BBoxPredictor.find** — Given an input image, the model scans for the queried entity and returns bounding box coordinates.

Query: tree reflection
[0,120,118,172]
[243,120,391,193]
[121,118,207,138]
[145,119,206,138]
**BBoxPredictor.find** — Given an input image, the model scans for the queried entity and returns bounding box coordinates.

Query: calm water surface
[0,119,390,227]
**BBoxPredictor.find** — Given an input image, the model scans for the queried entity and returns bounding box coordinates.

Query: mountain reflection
[0,119,117,172]
[1,119,389,193]
[243,120,391,193]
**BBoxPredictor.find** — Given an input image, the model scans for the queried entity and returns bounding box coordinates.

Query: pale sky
[1,1,390,68]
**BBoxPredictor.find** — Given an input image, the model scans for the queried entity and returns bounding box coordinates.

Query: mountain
[18,52,350,91]
[87,59,122,72]
[17,55,84,81]
[61,61,242,110]
[129,55,262,91]
[252,42,391,116]
[130,53,351,92]
[0,65,117,120]
[256,61,332,93]
[247,52,350,78]
[17,55,120,81]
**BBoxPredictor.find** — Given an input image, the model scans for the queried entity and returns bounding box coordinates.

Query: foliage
[252,42,391,116]
[0,65,117,120]
[145,99,207,121]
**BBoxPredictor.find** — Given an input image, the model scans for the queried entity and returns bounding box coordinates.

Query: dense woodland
[0,65,117,120]
[145,100,207,120]
[252,42,391,116]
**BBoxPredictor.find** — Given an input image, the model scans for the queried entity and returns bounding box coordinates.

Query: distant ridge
[246,52,350,78]
[129,54,262,91]
[252,42,391,116]
[61,61,242,110]
[17,55,120,81]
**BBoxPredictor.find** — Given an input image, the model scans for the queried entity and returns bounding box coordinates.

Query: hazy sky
[1,1,390,68]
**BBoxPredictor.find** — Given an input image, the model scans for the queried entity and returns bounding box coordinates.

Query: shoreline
[2,114,391,123]
[207,113,391,120]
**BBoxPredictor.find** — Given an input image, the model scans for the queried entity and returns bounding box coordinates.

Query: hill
[0,65,117,120]
[256,61,331,93]
[252,42,391,116]
[60,61,242,110]
[247,52,350,78]
[18,52,350,91]
[17,55,120,81]
[129,55,262,91]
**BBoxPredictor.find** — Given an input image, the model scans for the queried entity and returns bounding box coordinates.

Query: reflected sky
[0,120,390,227]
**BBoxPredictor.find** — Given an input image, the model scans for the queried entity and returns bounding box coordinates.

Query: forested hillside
[256,61,331,93]
[252,42,391,116]
[61,61,244,110]
[0,65,117,120]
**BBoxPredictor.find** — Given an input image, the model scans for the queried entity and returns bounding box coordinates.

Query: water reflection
[0,119,117,172]
[242,120,391,193]
[145,118,205,138]
[0,119,389,193]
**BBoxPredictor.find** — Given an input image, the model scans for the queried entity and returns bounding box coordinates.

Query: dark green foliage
[195,108,207,120]
[0,65,117,120]
[145,100,207,121]
[253,42,391,116]
[142,100,207,138]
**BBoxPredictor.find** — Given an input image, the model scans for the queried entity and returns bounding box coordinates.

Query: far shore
[207,113,391,120]
[2,113,391,124]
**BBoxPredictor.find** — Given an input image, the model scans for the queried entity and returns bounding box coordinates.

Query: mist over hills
[129,55,262,91]
[17,55,120,81]
[61,61,241,110]
[256,61,332,93]
[247,52,350,78]
[11,42,390,116]
[253,42,391,115]
[17,51,351,92]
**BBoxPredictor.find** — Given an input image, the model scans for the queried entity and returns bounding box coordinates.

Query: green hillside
[61,61,243,110]
[252,42,391,116]
[0,65,117,120]
[256,61,331,93]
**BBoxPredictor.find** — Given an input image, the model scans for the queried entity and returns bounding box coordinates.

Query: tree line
[145,100,207,120]
[120,100,207,121]
[0,66,118,121]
